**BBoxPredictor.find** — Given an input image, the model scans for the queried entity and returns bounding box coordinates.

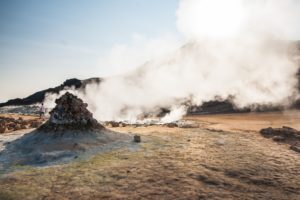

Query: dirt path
[0,112,299,199]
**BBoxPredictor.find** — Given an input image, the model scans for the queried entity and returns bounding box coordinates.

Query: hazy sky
[0,0,179,102]
[1,0,300,103]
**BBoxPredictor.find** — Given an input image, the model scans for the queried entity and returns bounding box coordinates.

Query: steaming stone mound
[260,126,300,153]
[39,92,103,132]
[0,93,131,169]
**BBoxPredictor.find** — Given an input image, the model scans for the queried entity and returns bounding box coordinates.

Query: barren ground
[0,111,299,200]
[0,113,39,120]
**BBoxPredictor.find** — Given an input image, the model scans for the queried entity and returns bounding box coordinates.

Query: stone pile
[0,117,43,133]
[39,92,104,132]
[260,126,300,153]
[105,121,127,128]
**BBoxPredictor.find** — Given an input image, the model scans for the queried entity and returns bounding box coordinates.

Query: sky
[1,0,300,103]
[0,0,180,102]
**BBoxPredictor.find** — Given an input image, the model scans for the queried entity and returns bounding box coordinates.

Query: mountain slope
[0,78,101,107]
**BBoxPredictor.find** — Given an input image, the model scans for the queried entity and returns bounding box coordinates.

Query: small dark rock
[260,126,300,153]
[133,135,141,143]
[0,125,6,133]
[290,145,300,153]
[20,124,27,129]
[30,121,42,128]
[165,123,178,128]
[13,124,22,131]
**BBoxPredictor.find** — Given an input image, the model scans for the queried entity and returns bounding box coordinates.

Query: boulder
[134,135,141,143]
[0,124,6,133]
[290,145,300,153]
[13,124,22,131]
[106,121,120,128]
[7,123,15,131]
[260,126,300,140]
[165,123,178,128]
[30,121,42,128]
[20,124,27,129]
[260,126,300,153]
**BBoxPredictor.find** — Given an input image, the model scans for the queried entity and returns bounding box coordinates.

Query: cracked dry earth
[0,112,300,200]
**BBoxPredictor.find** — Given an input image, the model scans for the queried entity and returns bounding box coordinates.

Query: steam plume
[44,0,300,122]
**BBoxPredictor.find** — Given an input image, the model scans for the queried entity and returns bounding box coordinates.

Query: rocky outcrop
[39,92,104,132]
[260,126,300,153]
[0,117,44,133]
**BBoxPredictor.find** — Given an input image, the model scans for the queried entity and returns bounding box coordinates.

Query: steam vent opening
[39,92,104,132]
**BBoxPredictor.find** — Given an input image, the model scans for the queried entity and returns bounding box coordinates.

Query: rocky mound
[0,93,130,169]
[260,126,300,153]
[39,92,103,132]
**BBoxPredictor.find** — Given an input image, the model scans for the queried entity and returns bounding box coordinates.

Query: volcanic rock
[290,145,300,153]
[134,135,141,143]
[30,121,42,128]
[13,124,21,131]
[260,126,300,140]
[39,92,104,132]
[0,93,132,169]
[260,126,300,153]
[272,136,285,142]
[0,116,42,133]
[0,124,6,133]
[165,122,178,128]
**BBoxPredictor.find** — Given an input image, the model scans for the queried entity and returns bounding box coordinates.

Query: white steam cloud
[44,0,300,123]
[97,33,182,76]
[177,0,300,40]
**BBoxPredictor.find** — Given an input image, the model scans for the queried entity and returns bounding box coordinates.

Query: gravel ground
[0,111,299,200]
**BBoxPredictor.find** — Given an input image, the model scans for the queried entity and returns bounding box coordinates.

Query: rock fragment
[260,126,300,153]
[133,135,141,143]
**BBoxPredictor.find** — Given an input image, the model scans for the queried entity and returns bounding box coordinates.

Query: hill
[0,78,101,107]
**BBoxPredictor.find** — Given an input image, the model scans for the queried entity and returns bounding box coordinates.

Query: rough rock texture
[39,92,104,132]
[260,126,300,153]
[0,93,132,168]
[260,126,300,140]
[105,121,127,128]
[0,117,43,133]
[133,135,141,143]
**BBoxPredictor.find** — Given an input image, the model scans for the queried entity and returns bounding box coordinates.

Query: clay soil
[0,111,299,200]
